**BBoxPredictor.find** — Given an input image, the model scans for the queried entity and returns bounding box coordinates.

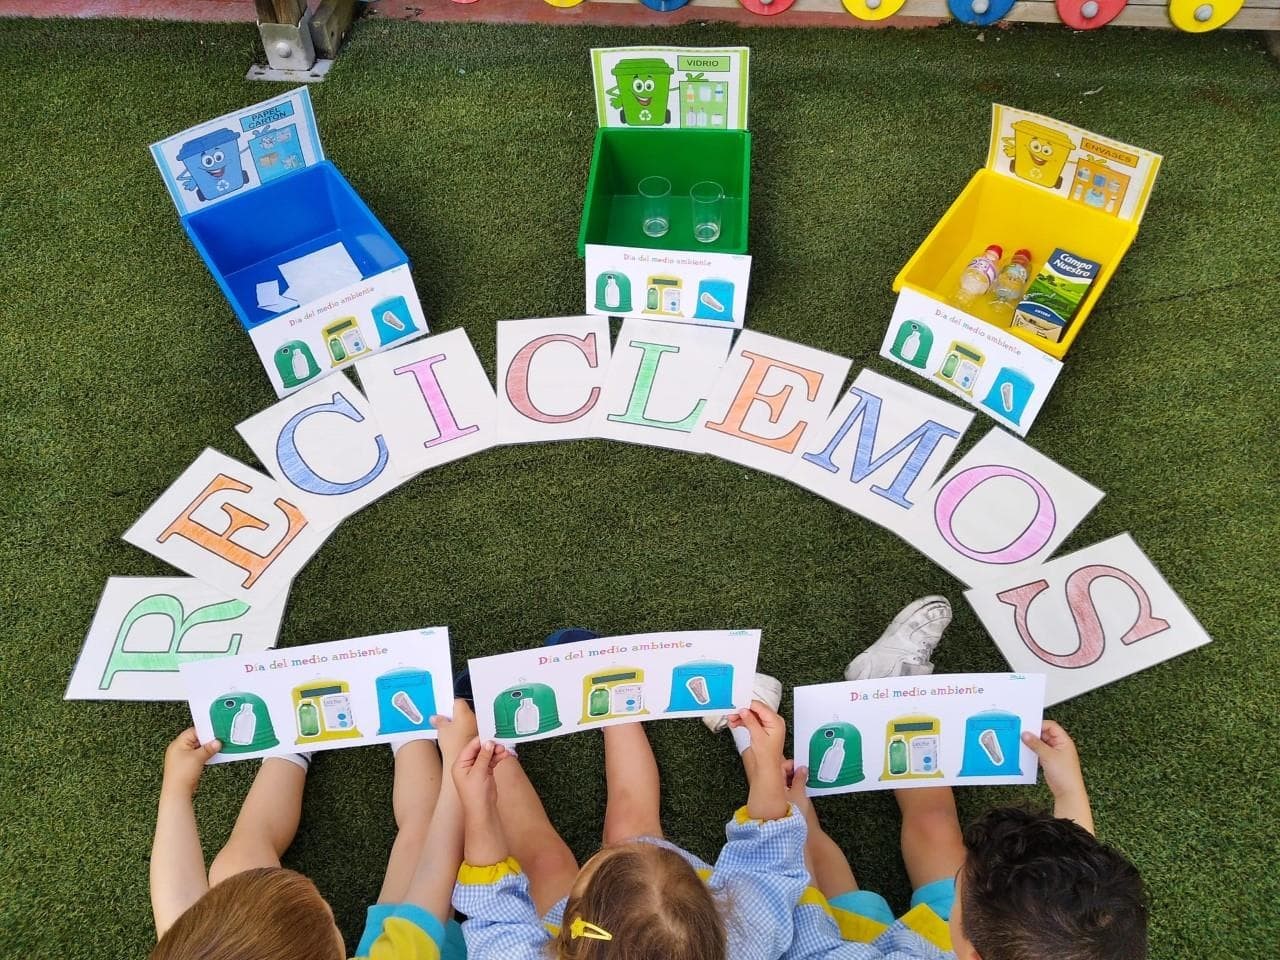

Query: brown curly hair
[151,867,344,960]
[552,843,726,960]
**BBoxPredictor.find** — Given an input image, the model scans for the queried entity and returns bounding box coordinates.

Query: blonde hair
[552,843,726,960]
[151,867,343,960]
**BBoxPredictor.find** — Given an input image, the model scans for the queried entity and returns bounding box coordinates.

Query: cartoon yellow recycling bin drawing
[1003,120,1076,189]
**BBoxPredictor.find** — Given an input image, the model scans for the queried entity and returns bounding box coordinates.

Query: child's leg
[378,740,444,903]
[208,757,306,884]
[493,756,579,917]
[895,786,966,890]
[602,723,663,845]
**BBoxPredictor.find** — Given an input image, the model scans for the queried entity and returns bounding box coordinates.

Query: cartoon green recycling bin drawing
[609,59,674,127]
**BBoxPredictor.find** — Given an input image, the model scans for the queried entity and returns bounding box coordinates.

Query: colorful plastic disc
[542,0,585,7]
[1168,0,1243,31]
[947,0,1016,25]
[739,0,797,15]
[841,0,907,19]
[1056,0,1126,28]
[638,0,691,10]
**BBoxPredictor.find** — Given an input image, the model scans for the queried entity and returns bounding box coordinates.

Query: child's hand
[162,728,221,796]
[1023,720,1086,799]
[452,737,510,813]
[728,700,787,764]
[433,700,478,765]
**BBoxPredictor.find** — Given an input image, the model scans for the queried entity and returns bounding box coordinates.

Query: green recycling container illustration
[890,319,934,370]
[807,722,864,788]
[276,340,320,389]
[493,683,562,738]
[609,58,674,127]
[595,271,632,313]
[209,692,278,753]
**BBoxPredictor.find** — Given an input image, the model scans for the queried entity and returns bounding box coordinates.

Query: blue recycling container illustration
[666,660,735,711]
[980,367,1036,427]
[958,710,1023,777]
[376,668,437,735]
[176,128,249,203]
[372,295,418,347]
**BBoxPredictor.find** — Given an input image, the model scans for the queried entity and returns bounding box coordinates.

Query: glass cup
[690,180,723,244]
[638,176,671,239]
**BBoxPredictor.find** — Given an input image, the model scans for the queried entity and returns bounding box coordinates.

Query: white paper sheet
[277,242,362,306]
[470,629,760,744]
[788,369,974,539]
[123,448,330,604]
[793,673,1044,795]
[495,316,612,444]
[592,318,734,453]
[897,429,1104,588]
[965,533,1212,706]
[65,577,287,701]
[182,627,455,763]
[236,372,405,528]
[692,331,852,479]
[355,328,497,477]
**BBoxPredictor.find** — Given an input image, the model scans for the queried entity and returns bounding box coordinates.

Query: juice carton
[1010,248,1101,343]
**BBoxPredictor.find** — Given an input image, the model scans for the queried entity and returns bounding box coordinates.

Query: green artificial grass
[1,15,1279,959]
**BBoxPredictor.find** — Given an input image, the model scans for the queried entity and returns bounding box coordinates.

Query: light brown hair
[151,867,344,960]
[552,843,727,960]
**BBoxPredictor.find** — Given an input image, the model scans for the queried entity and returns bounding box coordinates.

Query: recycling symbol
[639,108,652,123]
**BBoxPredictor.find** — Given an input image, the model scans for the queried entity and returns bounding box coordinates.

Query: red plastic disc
[738,0,797,15]
[1056,0,1127,28]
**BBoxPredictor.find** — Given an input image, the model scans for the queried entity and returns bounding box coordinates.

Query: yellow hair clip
[569,917,613,942]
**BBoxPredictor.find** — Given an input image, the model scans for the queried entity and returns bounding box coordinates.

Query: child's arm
[1023,719,1095,834]
[729,702,791,821]
[451,737,550,960]
[714,703,810,960]
[150,728,221,938]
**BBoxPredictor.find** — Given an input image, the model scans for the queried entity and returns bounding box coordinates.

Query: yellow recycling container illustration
[1003,121,1076,189]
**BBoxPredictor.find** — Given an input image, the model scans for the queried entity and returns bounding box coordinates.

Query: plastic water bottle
[988,249,1033,324]
[954,244,1003,308]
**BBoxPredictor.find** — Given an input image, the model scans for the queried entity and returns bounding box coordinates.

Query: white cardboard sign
[123,448,330,605]
[898,428,1104,588]
[236,372,404,527]
[880,289,1063,437]
[181,627,455,763]
[692,331,852,480]
[470,629,760,744]
[793,673,1045,796]
[355,327,498,477]
[593,318,734,452]
[788,369,974,539]
[496,316,613,445]
[965,533,1212,706]
[584,246,753,330]
[66,577,287,701]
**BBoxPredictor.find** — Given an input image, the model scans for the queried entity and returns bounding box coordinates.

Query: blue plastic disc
[948,0,1015,24]
[639,0,691,11]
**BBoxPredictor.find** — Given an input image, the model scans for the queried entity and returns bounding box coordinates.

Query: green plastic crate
[578,127,751,257]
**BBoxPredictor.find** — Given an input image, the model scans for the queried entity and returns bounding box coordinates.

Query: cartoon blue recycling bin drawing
[176,129,249,202]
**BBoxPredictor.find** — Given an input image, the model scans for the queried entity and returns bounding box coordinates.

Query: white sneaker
[702,672,784,733]
[844,596,952,681]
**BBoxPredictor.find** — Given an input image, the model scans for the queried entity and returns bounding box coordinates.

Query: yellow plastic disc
[842,0,907,20]
[1168,0,1243,31]
[543,0,585,7]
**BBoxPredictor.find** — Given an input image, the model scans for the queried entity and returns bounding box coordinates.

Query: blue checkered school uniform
[782,890,955,960]
[453,805,809,960]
